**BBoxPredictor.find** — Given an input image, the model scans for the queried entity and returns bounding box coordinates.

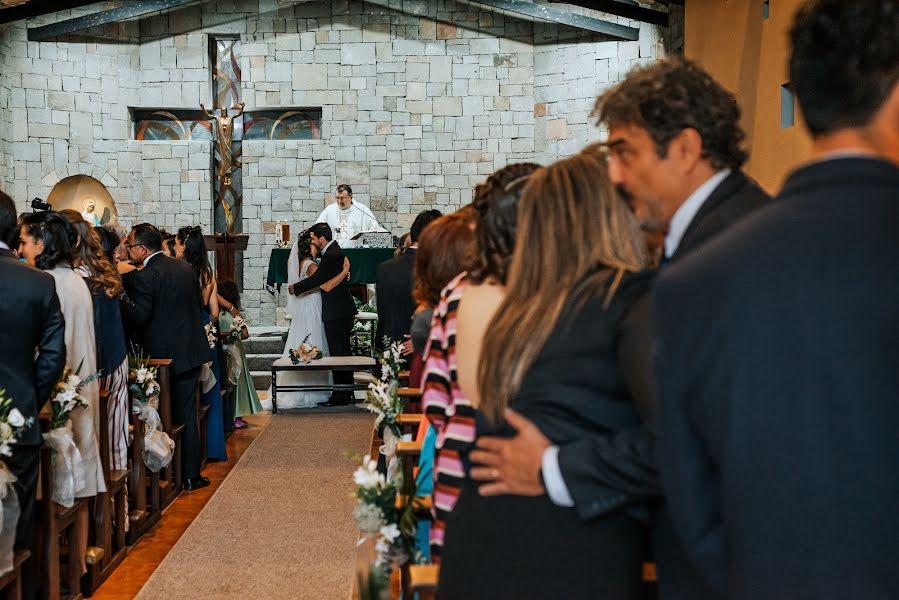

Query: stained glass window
[243,109,323,141]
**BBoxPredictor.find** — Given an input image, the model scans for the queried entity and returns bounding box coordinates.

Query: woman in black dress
[437,146,653,599]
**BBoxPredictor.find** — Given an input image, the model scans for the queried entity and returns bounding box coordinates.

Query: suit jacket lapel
[674,171,747,260]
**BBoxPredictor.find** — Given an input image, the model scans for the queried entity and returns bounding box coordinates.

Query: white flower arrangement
[228,315,249,343]
[362,340,406,438]
[204,322,218,349]
[129,361,160,406]
[352,455,412,572]
[48,367,97,430]
[0,389,32,458]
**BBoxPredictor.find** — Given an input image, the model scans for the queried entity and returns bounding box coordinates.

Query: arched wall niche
[46,175,119,226]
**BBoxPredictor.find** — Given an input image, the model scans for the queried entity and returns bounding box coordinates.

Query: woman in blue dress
[176,226,227,461]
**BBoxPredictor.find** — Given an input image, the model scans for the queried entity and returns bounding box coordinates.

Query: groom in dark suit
[0,190,66,597]
[290,222,357,406]
[121,223,211,490]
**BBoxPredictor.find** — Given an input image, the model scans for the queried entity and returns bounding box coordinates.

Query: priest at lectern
[315,184,382,248]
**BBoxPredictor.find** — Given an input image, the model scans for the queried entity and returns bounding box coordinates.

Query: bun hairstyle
[19,211,77,271]
[468,162,542,285]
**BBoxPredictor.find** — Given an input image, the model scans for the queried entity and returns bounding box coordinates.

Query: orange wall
[685,0,813,193]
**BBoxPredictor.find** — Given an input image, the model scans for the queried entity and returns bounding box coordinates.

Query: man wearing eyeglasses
[121,223,211,491]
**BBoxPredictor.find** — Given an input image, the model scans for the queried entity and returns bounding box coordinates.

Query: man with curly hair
[653,1,899,598]
[468,58,769,598]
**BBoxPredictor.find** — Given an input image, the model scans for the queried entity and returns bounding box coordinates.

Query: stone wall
[0,0,681,325]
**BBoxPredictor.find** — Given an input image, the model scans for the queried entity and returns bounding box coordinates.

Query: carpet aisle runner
[137,411,374,599]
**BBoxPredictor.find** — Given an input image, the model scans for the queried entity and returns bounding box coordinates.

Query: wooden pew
[37,416,88,600]
[396,413,422,438]
[0,550,31,600]
[407,564,438,600]
[397,388,422,414]
[398,370,411,388]
[83,390,130,593]
[146,359,182,509]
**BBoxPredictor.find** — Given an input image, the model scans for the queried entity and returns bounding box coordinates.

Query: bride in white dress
[265,230,350,409]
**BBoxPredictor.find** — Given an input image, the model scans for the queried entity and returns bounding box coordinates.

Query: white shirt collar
[143,251,163,267]
[0,241,9,251]
[664,169,731,259]
[322,240,335,254]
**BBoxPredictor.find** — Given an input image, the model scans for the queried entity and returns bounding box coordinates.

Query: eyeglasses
[125,243,146,251]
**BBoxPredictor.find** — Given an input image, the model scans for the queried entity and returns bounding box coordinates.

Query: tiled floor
[92,412,271,600]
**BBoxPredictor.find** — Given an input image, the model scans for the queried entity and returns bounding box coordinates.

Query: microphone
[349,200,389,234]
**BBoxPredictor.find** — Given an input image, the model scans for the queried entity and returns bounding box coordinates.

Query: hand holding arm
[320,257,350,292]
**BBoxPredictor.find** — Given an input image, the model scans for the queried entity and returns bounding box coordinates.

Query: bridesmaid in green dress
[217,280,263,428]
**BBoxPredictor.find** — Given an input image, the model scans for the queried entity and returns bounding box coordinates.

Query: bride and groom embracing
[271,222,357,409]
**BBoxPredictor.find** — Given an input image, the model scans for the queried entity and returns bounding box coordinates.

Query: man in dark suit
[654,2,899,598]
[374,209,441,350]
[467,59,768,598]
[0,190,66,597]
[121,223,211,490]
[289,222,357,406]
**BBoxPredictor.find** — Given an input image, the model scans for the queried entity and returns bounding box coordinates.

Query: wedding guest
[176,225,227,462]
[433,152,652,599]
[60,210,130,472]
[0,190,66,598]
[375,209,441,351]
[470,58,770,600]
[161,231,177,258]
[408,212,476,561]
[217,280,263,429]
[409,213,475,386]
[18,211,107,580]
[121,223,210,490]
[421,162,539,560]
[18,212,107,498]
[654,1,899,597]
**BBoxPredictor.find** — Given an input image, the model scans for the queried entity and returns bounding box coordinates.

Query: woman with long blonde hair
[60,209,131,473]
[435,147,654,599]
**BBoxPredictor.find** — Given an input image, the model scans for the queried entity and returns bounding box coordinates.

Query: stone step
[243,336,286,356]
[247,353,283,372]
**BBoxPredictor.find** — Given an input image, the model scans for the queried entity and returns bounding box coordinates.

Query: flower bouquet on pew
[363,340,407,481]
[128,354,174,473]
[352,454,419,599]
[44,365,101,507]
[204,322,218,349]
[288,334,323,365]
[0,389,32,576]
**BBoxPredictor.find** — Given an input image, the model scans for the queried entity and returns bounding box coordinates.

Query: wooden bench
[37,417,88,600]
[396,413,422,437]
[407,564,438,600]
[0,550,31,600]
[269,356,377,414]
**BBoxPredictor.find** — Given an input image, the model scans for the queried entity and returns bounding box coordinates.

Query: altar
[265,247,396,290]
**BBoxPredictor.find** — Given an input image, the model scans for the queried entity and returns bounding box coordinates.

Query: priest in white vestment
[315,184,382,248]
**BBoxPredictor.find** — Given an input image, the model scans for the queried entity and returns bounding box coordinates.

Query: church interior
[0,0,896,598]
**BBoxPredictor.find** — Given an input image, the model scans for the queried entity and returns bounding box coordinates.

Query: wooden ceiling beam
[548,0,669,27]
[27,0,201,41]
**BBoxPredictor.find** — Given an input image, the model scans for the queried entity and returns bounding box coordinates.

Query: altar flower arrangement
[204,322,217,349]
[0,388,29,577]
[44,366,100,507]
[228,315,248,343]
[289,334,323,364]
[128,355,174,473]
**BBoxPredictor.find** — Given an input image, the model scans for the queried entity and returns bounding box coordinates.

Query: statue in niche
[200,102,245,186]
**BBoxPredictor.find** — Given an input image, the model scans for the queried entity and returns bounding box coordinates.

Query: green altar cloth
[266,247,396,290]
